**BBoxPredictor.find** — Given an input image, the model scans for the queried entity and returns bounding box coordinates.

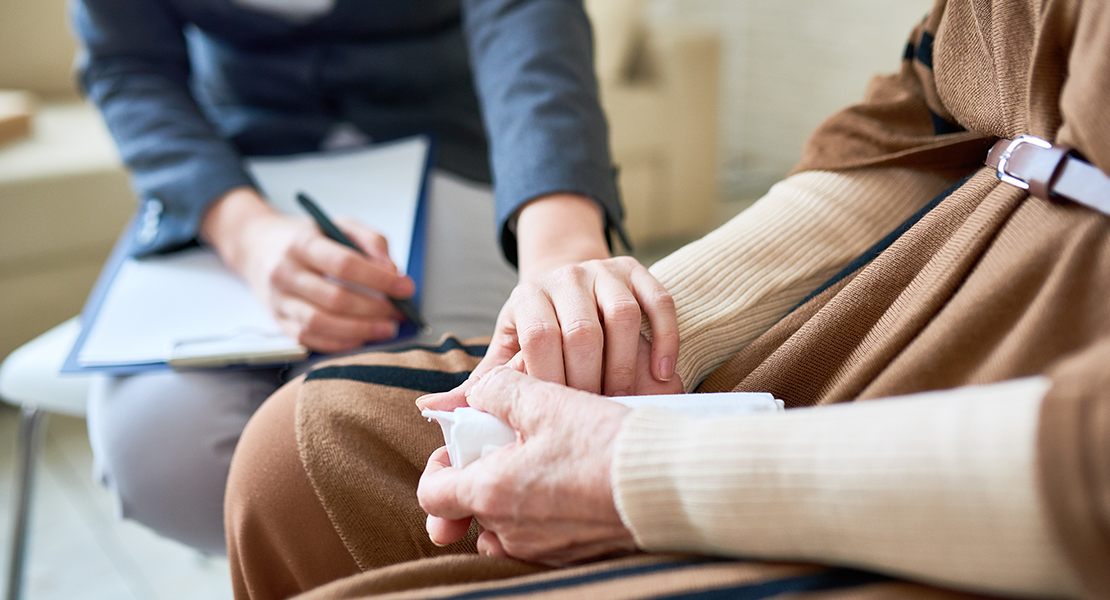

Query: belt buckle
[996,134,1052,190]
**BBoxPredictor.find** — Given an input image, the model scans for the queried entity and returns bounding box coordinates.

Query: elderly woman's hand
[417,367,642,566]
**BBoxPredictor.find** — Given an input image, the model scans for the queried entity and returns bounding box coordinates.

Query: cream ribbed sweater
[645,168,951,391]
[619,170,1081,597]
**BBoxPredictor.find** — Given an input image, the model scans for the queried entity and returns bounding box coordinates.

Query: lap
[295,337,491,568]
[295,553,992,600]
[227,336,492,598]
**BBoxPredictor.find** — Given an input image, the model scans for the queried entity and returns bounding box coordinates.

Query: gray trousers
[87,172,517,554]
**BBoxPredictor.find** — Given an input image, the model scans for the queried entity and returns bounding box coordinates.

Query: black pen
[296,191,430,335]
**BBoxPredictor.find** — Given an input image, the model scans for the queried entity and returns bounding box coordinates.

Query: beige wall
[649,0,935,200]
[0,0,80,96]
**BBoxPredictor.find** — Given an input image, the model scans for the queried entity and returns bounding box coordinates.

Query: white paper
[250,137,428,272]
[76,137,429,369]
[423,392,785,468]
[78,248,290,365]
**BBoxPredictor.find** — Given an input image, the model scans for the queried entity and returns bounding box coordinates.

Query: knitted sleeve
[612,377,1081,598]
[646,167,952,391]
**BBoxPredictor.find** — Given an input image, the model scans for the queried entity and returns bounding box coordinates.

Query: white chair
[0,319,89,600]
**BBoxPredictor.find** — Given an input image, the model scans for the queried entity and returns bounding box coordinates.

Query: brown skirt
[228,336,998,600]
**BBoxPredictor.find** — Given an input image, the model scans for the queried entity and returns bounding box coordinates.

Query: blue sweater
[73,0,623,264]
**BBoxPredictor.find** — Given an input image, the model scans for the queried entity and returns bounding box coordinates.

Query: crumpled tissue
[423,392,784,468]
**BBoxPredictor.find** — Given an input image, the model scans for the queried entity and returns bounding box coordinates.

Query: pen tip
[421,325,433,335]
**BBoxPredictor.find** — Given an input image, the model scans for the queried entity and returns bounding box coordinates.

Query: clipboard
[63,135,435,374]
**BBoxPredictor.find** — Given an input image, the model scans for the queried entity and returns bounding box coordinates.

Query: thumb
[464,367,562,435]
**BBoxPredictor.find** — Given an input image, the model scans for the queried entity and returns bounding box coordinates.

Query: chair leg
[5,406,48,600]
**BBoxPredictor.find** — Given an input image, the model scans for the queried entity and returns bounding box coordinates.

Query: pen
[296,191,430,335]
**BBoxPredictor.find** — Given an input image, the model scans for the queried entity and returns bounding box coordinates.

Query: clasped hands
[205,188,682,565]
[413,197,683,566]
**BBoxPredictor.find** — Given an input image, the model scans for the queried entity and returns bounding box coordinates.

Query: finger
[335,217,394,267]
[473,305,523,380]
[593,274,642,396]
[629,267,679,383]
[294,232,414,299]
[506,351,527,374]
[417,447,476,522]
[416,384,471,412]
[272,263,398,319]
[426,513,472,548]
[546,267,604,393]
[510,285,567,386]
[476,530,508,558]
[276,296,398,344]
[295,331,366,354]
[465,367,594,435]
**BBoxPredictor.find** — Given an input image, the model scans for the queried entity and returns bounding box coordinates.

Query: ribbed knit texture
[646,168,951,391]
[612,377,1080,597]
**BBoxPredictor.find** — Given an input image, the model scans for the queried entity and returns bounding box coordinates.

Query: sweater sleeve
[612,377,1082,598]
[646,167,953,391]
[73,0,255,256]
[460,0,624,266]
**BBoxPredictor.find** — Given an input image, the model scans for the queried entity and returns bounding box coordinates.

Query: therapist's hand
[419,331,683,412]
[418,367,637,566]
[202,187,415,353]
[477,193,679,396]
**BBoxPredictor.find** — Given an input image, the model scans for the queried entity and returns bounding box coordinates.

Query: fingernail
[380,322,399,339]
[430,538,448,548]
[415,393,441,409]
[658,356,674,382]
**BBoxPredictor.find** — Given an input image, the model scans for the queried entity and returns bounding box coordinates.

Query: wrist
[515,193,610,280]
[200,186,281,274]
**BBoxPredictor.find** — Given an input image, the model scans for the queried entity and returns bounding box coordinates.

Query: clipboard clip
[168,329,308,369]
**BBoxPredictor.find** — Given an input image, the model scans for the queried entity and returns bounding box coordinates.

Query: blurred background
[0,0,931,598]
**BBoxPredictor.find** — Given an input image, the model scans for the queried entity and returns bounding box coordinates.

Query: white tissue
[422,392,784,468]
[422,407,517,468]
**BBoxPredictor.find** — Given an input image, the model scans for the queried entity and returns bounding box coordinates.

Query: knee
[226,377,359,599]
[90,375,224,496]
[87,371,273,553]
[225,377,304,546]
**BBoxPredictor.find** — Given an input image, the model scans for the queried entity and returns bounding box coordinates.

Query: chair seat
[0,318,89,417]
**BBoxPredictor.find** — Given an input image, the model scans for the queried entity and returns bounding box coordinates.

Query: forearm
[649,168,954,391]
[514,193,609,280]
[612,378,1081,598]
[461,0,622,265]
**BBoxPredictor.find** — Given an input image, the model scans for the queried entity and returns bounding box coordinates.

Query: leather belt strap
[985,135,1110,217]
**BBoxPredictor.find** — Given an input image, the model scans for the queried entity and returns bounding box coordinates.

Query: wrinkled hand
[417,367,637,566]
[203,187,415,353]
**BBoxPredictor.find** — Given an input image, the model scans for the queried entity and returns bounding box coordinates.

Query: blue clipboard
[63,135,435,374]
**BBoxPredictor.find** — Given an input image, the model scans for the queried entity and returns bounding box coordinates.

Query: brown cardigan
[697,0,1110,596]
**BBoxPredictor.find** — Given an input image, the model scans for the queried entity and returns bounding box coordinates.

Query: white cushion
[0,318,89,417]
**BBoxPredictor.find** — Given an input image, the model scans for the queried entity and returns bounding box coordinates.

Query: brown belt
[985,135,1110,217]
